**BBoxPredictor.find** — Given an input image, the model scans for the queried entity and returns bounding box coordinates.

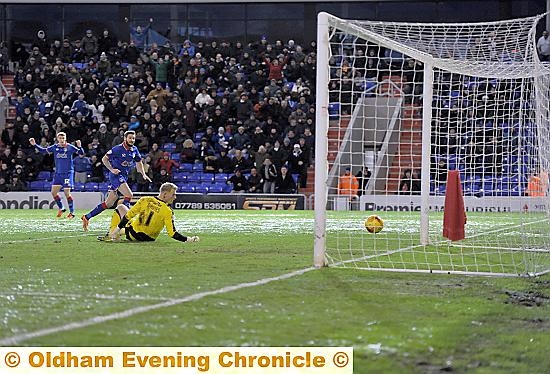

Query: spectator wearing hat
[126,114,140,131]
[8,174,27,191]
[155,152,178,176]
[195,87,214,109]
[97,52,111,77]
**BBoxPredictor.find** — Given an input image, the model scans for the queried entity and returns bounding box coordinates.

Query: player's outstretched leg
[82,190,120,231]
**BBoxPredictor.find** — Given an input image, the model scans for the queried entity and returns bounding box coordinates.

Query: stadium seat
[179,163,193,172]
[162,143,177,152]
[186,173,202,183]
[192,163,204,172]
[194,184,209,194]
[37,171,52,181]
[208,184,224,193]
[172,172,187,182]
[194,132,205,142]
[214,173,229,183]
[201,174,215,183]
[178,184,195,193]
[29,181,47,191]
[171,153,181,161]
[364,80,377,96]
[74,183,86,191]
[84,182,99,192]
[328,103,340,119]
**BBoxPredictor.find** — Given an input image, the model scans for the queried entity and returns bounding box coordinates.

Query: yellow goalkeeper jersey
[125,196,177,240]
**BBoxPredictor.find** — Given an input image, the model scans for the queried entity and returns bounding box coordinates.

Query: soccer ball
[364,215,384,233]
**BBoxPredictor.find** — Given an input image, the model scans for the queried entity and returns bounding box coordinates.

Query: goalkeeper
[102,182,199,243]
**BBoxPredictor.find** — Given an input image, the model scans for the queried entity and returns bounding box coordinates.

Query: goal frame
[313,12,550,275]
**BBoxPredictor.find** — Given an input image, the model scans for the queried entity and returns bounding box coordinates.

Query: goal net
[314,12,550,276]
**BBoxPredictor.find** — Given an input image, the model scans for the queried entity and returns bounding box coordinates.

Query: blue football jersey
[35,143,84,174]
[106,143,142,177]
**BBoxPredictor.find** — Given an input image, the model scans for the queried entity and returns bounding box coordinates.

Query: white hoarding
[359,195,547,213]
[0,192,104,210]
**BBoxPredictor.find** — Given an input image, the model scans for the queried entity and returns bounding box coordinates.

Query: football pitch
[1,209,549,373]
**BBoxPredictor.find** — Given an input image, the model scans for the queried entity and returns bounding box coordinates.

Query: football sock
[123,196,132,207]
[53,195,64,210]
[67,196,74,213]
[86,202,108,219]
[109,209,122,232]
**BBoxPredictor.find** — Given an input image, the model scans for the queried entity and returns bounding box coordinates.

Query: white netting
[316,13,550,276]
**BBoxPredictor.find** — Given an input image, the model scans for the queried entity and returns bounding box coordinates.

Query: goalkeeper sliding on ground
[100,182,200,243]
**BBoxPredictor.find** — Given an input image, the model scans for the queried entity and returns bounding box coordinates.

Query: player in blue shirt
[81,130,151,231]
[29,132,85,218]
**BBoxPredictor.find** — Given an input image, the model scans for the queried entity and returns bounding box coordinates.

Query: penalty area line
[0,266,316,346]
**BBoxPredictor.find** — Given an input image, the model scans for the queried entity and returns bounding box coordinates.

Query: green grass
[1,209,549,373]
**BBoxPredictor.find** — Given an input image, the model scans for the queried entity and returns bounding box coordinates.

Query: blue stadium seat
[192,163,204,172]
[179,163,193,172]
[37,171,52,181]
[74,183,86,191]
[208,184,224,193]
[162,143,177,152]
[194,132,205,142]
[202,174,215,183]
[172,172,187,182]
[194,184,210,194]
[84,182,99,192]
[328,103,340,119]
[171,153,181,161]
[186,173,202,183]
[29,181,47,191]
[178,184,195,193]
[214,173,229,183]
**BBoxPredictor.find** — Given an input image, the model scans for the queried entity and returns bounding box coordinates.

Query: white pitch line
[0,266,316,346]
[0,291,170,302]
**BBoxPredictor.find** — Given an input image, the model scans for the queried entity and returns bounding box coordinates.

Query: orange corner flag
[443,170,467,241]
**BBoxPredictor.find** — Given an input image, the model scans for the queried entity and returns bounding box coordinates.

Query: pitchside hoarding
[359,195,547,213]
[0,192,103,210]
[134,193,305,210]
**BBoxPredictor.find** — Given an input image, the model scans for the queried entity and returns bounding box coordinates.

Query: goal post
[314,12,330,268]
[314,12,550,276]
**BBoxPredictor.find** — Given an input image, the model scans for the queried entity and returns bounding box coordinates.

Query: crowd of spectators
[0,27,318,193]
